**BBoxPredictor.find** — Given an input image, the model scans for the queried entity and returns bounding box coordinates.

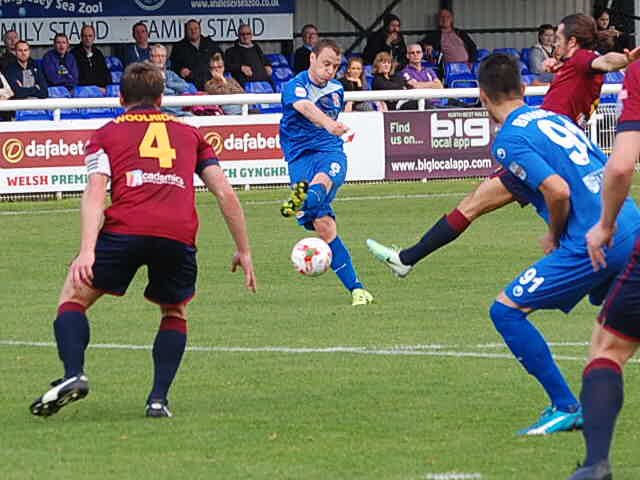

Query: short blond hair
[373,51,395,75]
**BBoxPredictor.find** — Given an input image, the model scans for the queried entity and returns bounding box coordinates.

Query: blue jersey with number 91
[492,105,640,251]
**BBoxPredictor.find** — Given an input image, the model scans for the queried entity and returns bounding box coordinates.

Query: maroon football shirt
[617,60,640,129]
[542,49,604,127]
[84,107,218,246]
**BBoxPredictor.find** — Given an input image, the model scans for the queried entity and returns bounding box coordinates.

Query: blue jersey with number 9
[492,105,640,251]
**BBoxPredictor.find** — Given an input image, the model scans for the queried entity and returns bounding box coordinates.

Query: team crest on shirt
[329,162,341,177]
[295,86,307,98]
[331,93,341,107]
[496,147,506,160]
[508,161,527,181]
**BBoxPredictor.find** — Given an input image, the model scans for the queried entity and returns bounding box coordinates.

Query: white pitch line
[2,339,638,364]
[0,192,465,216]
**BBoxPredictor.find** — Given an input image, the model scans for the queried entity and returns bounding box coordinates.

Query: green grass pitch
[1,181,639,479]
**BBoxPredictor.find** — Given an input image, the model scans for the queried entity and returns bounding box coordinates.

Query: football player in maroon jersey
[30,62,256,419]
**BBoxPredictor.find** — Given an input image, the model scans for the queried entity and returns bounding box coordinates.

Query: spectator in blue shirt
[122,22,151,66]
[42,33,78,90]
[6,40,48,99]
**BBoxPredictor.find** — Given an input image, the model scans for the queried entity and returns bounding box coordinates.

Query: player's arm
[71,173,108,288]
[591,47,640,72]
[200,164,256,292]
[538,174,571,252]
[293,99,349,136]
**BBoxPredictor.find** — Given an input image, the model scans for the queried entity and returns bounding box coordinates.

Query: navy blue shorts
[491,165,531,207]
[92,232,197,306]
[598,235,640,341]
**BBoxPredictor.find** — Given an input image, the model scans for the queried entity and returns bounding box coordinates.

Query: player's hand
[539,231,558,255]
[624,46,640,64]
[231,251,257,292]
[586,222,616,271]
[265,65,273,77]
[326,121,350,136]
[70,250,95,289]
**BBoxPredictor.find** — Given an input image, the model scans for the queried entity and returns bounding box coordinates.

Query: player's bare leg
[490,292,582,435]
[568,327,638,480]
[145,303,189,418]
[368,176,515,277]
[30,271,102,416]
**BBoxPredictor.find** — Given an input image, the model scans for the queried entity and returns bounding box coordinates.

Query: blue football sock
[581,358,623,466]
[149,316,187,402]
[304,183,327,210]
[54,302,90,378]
[489,301,579,411]
[329,236,364,292]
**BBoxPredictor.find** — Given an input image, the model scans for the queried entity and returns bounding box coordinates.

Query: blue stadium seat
[105,84,125,115]
[16,109,53,121]
[521,74,536,85]
[518,60,530,76]
[48,86,83,119]
[476,48,491,61]
[111,71,123,84]
[272,66,293,82]
[471,62,481,78]
[493,48,520,58]
[421,61,438,71]
[601,71,625,103]
[105,56,123,71]
[444,62,474,86]
[520,48,532,69]
[448,78,479,105]
[265,53,289,68]
[74,85,114,119]
[244,81,281,113]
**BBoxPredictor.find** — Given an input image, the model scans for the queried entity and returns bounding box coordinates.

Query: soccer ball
[291,237,332,277]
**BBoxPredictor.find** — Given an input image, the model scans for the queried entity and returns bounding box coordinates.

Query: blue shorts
[287,150,347,230]
[598,235,640,341]
[503,233,637,313]
[92,232,197,306]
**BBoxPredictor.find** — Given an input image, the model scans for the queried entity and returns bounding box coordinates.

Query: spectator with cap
[170,19,222,88]
[224,23,272,87]
[72,25,110,90]
[0,29,18,73]
[421,8,477,64]
[122,22,151,66]
[6,40,47,99]
[42,33,79,90]
[363,14,407,68]
[293,24,319,73]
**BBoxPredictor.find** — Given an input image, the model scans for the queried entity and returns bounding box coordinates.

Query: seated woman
[339,57,382,112]
[203,53,244,115]
[529,24,555,83]
[371,51,407,111]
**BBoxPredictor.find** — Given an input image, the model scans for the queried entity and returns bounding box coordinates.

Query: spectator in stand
[529,24,556,81]
[170,19,221,88]
[72,25,110,91]
[371,51,408,111]
[149,43,192,117]
[595,8,632,54]
[203,53,244,115]
[363,14,407,69]
[42,33,79,91]
[224,24,273,87]
[421,8,477,65]
[339,57,381,112]
[0,30,18,73]
[399,43,443,109]
[122,22,151,66]
[6,40,47,99]
[293,24,319,73]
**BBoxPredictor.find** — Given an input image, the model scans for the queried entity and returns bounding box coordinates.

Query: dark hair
[15,40,29,49]
[53,32,68,43]
[383,14,401,29]
[301,24,318,34]
[312,38,341,56]
[120,62,164,106]
[559,13,614,51]
[345,57,366,85]
[478,53,523,103]
[81,24,95,36]
[132,21,147,37]
[537,23,554,43]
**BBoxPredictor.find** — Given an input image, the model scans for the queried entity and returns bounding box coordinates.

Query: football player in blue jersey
[279,39,373,306]
[475,53,640,435]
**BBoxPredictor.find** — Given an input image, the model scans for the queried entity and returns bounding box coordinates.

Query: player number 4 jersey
[84,107,218,247]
